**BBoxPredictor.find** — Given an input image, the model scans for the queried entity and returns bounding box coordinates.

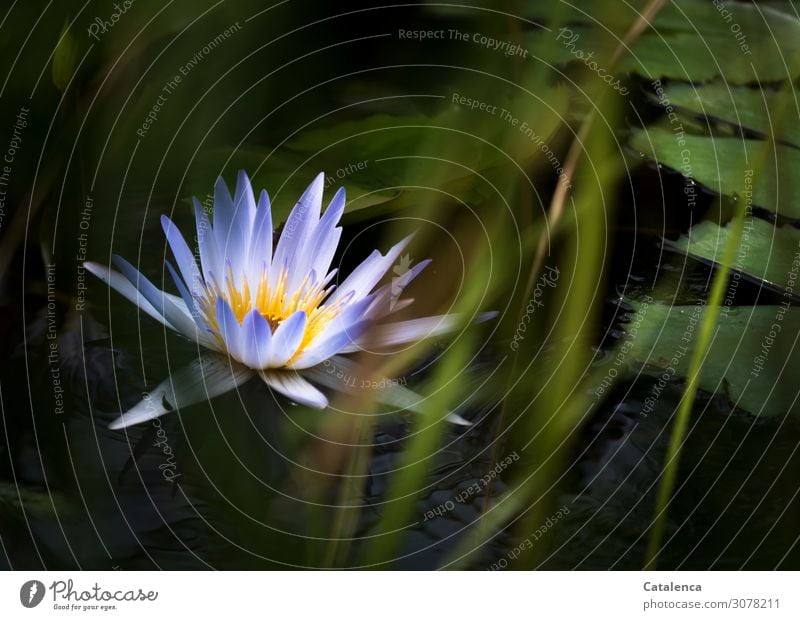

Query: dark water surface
[3,167,799,571]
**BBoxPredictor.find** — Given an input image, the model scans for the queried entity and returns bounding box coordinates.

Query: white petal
[246,189,273,287]
[232,170,257,227]
[194,197,221,283]
[227,170,257,283]
[258,369,328,408]
[161,215,203,296]
[309,226,342,286]
[212,176,234,250]
[84,261,174,329]
[286,296,373,369]
[112,256,208,343]
[445,412,473,426]
[364,259,431,319]
[271,173,324,290]
[213,176,249,286]
[342,314,458,351]
[285,320,366,369]
[306,186,346,280]
[303,356,471,425]
[386,298,415,314]
[108,355,254,429]
[342,312,497,352]
[268,310,307,367]
[320,186,346,229]
[164,261,215,341]
[215,297,243,359]
[328,233,413,304]
[239,309,273,369]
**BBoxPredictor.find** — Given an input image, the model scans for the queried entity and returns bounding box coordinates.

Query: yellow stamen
[199,265,346,364]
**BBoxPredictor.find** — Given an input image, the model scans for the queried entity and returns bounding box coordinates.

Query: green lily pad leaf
[650,83,800,149]
[629,128,798,216]
[434,0,800,84]
[668,219,800,294]
[187,146,401,225]
[432,0,799,48]
[526,25,794,84]
[506,0,800,83]
[624,299,800,417]
[283,101,567,192]
[615,33,778,83]
[187,86,569,224]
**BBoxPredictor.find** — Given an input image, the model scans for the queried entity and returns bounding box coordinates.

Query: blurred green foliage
[2,0,800,571]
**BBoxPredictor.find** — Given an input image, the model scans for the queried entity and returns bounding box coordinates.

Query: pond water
[3,163,799,571]
[1,0,799,572]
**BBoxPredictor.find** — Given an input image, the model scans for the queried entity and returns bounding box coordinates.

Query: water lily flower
[86,172,489,430]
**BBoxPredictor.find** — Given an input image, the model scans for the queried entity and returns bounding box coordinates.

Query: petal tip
[257,188,270,209]
[108,416,128,430]
[110,254,128,271]
[159,214,177,235]
[446,412,473,426]
[310,396,328,409]
[214,175,232,197]
[83,260,103,275]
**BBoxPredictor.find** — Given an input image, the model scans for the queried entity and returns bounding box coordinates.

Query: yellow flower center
[199,265,347,363]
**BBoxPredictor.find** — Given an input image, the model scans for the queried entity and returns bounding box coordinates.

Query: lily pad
[433,0,800,45]
[650,82,800,149]
[624,299,800,417]
[436,0,800,83]
[187,86,569,224]
[629,128,798,216]
[529,27,794,83]
[669,218,800,293]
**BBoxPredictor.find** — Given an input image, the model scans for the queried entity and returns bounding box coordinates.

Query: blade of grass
[482,0,670,512]
[526,0,669,285]
[359,332,474,567]
[321,402,375,568]
[357,230,496,567]
[643,187,746,569]
[464,1,666,568]
[444,96,625,571]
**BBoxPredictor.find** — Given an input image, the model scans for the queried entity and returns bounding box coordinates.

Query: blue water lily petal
[86,171,494,428]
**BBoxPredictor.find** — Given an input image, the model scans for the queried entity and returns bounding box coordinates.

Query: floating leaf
[526,27,793,84]
[669,219,800,292]
[650,82,800,149]
[507,0,800,83]
[432,0,800,46]
[629,128,797,216]
[187,86,569,224]
[624,299,800,417]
